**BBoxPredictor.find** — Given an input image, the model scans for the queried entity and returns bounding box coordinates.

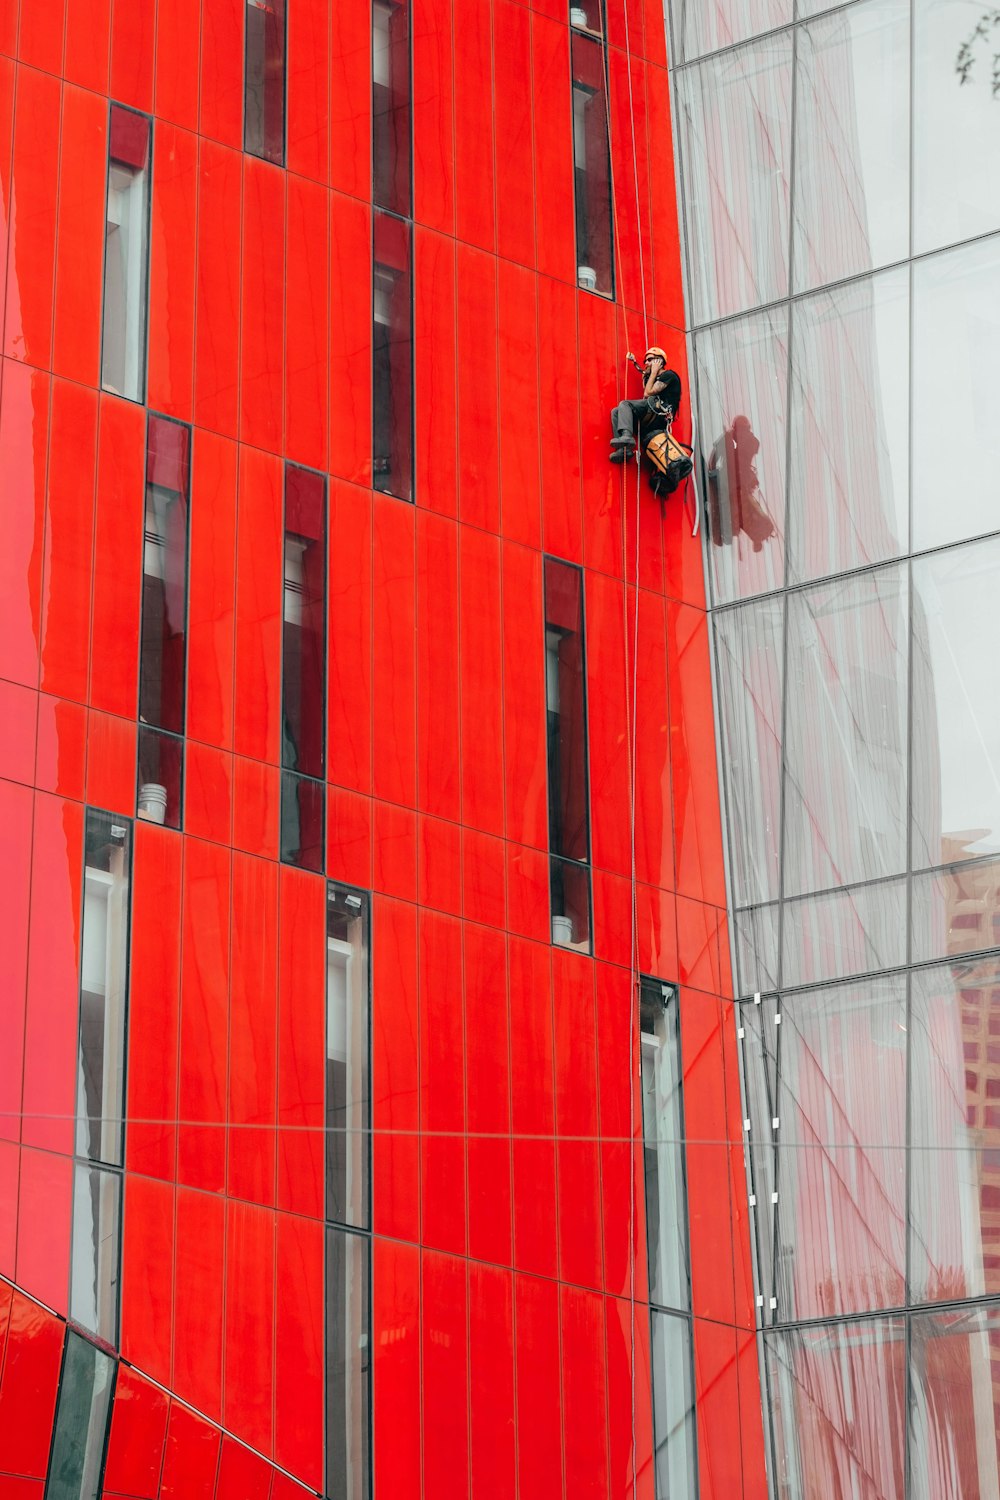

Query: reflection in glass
[788,270,909,583]
[640,980,690,1313]
[327,1226,371,1500]
[544,558,592,953]
[373,210,413,501]
[280,770,325,874]
[914,0,1000,253]
[327,884,370,1232]
[675,34,792,325]
[373,0,411,216]
[780,877,906,989]
[783,566,907,897]
[140,416,190,739]
[137,724,184,831]
[714,596,784,905]
[912,237,1000,553]
[911,855,1000,964]
[47,1332,115,1500]
[102,106,151,403]
[571,33,614,296]
[245,0,286,165]
[766,1319,906,1497]
[667,0,790,66]
[282,465,327,783]
[792,0,909,292]
[741,994,779,1311]
[910,958,1000,1304]
[774,977,907,1319]
[911,536,1000,871]
[650,1310,697,1500]
[696,307,788,602]
[70,1162,121,1344]
[910,1305,1000,1500]
[734,903,780,997]
[77,812,132,1169]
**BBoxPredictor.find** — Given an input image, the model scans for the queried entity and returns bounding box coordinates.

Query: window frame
[100,103,153,406]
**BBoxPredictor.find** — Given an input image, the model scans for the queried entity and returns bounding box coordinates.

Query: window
[102,105,151,403]
[70,810,131,1347]
[325,883,372,1499]
[326,1226,371,1500]
[326,884,371,1230]
[639,977,697,1500]
[569,0,603,36]
[640,980,691,1312]
[137,415,190,833]
[571,33,614,296]
[373,0,411,216]
[372,211,413,501]
[76,812,132,1168]
[281,464,327,872]
[45,1331,116,1500]
[544,557,592,951]
[245,0,286,164]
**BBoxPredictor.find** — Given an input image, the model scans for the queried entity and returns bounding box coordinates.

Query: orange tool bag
[645,428,693,476]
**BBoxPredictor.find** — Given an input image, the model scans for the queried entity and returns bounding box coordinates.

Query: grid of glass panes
[669,0,1000,1494]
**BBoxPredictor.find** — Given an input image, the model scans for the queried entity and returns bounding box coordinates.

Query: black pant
[613,398,667,443]
[612,398,667,446]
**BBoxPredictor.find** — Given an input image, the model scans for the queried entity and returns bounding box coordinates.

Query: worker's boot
[609,433,636,463]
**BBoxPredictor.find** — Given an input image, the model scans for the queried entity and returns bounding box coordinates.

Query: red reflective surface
[0,0,757,1491]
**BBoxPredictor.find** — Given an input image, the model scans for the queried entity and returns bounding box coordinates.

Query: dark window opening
[569,0,604,35]
[373,0,411,216]
[326,1225,372,1500]
[372,210,413,502]
[102,105,151,402]
[281,464,327,872]
[245,0,286,164]
[137,725,184,831]
[326,884,371,1231]
[45,1331,116,1500]
[140,416,190,739]
[571,33,614,297]
[545,557,592,951]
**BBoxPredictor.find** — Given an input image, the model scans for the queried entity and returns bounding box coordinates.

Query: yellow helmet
[644,346,667,363]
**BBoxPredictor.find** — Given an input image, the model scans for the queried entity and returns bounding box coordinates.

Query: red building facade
[0,1,766,1496]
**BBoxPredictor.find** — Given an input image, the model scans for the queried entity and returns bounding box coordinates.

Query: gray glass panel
[910,1304,1000,1500]
[47,1332,115,1500]
[912,236,1000,552]
[911,855,1000,963]
[774,977,907,1319]
[741,994,780,1309]
[911,536,1000,871]
[788,269,909,583]
[70,1163,121,1345]
[668,0,791,64]
[640,982,690,1313]
[675,33,793,325]
[734,903,780,996]
[697,308,788,602]
[910,958,1000,1304]
[766,1319,906,1496]
[914,0,1000,254]
[715,597,784,905]
[650,1310,697,1500]
[326,1226,371,1500]
[326,884,371,1232]
[783,566,908,897]
[77,813,131,1168]
[792,0,909,292]
[781,877,907,988]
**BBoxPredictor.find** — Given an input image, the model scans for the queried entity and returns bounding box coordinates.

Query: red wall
[0,0,766,1495]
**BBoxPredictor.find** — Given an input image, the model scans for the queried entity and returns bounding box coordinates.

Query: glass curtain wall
[670,0,1000,1493]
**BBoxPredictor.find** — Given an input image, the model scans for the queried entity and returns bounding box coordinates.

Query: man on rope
[608,347,693,498]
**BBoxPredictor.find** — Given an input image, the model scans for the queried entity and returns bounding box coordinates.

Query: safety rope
[607,0,648,1486]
